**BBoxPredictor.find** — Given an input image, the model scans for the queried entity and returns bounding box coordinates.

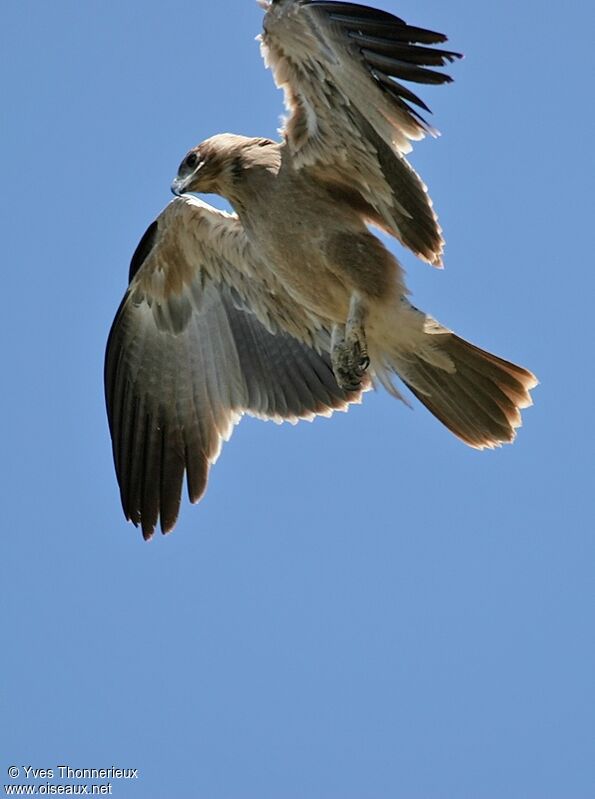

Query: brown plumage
[106,0,537,538]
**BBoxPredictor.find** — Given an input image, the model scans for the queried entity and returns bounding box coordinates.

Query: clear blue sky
[2,2,593,797]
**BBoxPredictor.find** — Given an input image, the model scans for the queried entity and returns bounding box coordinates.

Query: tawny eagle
[106,0,537,538]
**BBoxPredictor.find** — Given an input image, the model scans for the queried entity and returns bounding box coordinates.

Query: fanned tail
[374,314,538,448]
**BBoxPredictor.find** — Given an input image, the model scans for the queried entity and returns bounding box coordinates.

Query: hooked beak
[171,158,205,196]
[171,176,188,197]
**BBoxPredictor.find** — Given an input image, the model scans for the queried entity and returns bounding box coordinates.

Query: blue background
[2,1,593,797]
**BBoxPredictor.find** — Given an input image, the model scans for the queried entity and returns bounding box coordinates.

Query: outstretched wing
[260,0,462,265]
[105,196,365,538]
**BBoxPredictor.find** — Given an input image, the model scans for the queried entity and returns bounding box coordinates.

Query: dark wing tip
[308,0,406,22]
[118,431,186,540]
[111,418,210,541]
[308,0,462,131]
[141,524,155,542]
[128,220,159,283]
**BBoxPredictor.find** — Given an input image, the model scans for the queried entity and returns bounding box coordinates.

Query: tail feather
[393,331,537,449]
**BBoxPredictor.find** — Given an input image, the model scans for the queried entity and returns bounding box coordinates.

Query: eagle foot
[331,326,369,392]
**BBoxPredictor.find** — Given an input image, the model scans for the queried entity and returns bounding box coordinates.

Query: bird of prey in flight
[106,0,537,539]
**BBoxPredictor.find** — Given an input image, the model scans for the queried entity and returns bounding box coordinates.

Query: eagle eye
[184,152,199,169]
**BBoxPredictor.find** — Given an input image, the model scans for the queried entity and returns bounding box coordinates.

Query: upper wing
[260,0,462,265]
[105,196,365,539]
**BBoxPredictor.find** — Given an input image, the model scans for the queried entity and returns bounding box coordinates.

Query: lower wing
[105,196,366,538]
